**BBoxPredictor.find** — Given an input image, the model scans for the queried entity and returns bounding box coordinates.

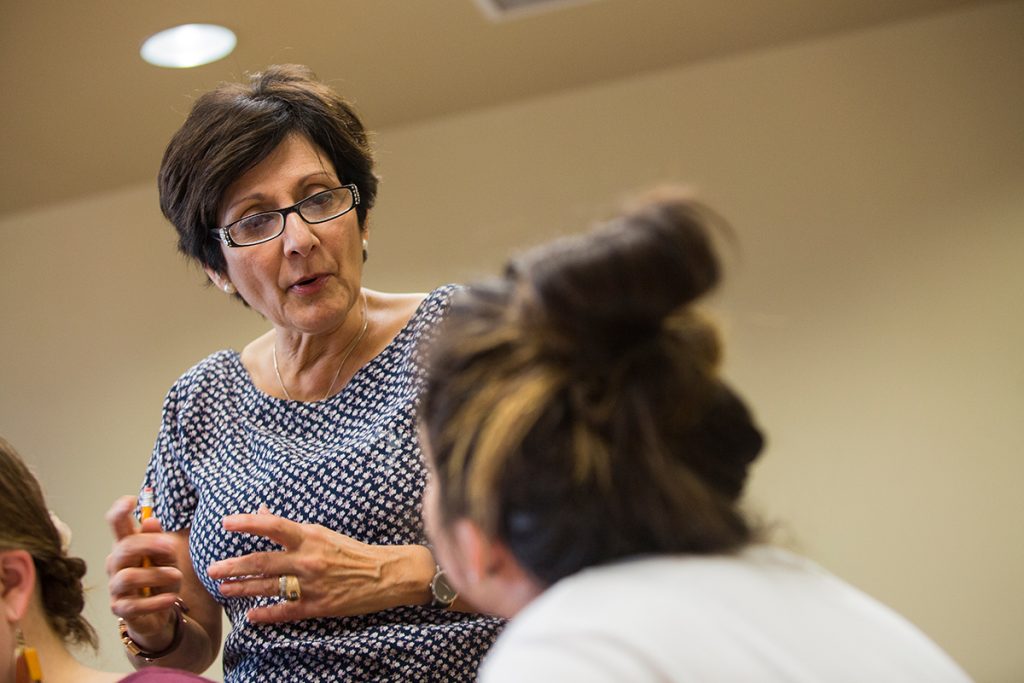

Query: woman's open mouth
[289,274,329,294]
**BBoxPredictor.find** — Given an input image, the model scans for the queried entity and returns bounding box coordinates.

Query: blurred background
[1,1,1022,680]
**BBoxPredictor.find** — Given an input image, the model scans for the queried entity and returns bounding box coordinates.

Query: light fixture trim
[140,23,237,69]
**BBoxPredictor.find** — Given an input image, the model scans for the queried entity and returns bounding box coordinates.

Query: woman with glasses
[105,64,502,682]
[419,191,971,681]
[1,436,214,682]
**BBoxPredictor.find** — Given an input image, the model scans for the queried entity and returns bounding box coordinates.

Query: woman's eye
[234,213,277,236]
[307,191,333,207]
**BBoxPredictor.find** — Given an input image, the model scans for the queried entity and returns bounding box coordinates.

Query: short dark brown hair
[158,64,378,274]
[0,437,97,648]
[421,190,765,586]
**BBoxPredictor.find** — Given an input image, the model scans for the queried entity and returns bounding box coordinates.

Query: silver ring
[278,574,301,602]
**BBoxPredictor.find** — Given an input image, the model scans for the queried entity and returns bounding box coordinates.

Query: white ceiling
[0,0,990,217]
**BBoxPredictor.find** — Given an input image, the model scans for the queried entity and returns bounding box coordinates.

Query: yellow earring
[15,626,43,683]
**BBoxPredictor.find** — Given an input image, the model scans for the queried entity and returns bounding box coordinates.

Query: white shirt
[480,546,971,682]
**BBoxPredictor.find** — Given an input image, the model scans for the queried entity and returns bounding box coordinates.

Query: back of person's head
[421,189,765,586]
[158,63,379,274]
[0,437,97,648]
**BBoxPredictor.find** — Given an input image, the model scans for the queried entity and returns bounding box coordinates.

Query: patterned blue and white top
[143,286,504,682]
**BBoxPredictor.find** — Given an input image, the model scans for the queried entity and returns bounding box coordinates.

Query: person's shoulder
[381,285,460,329]
[424,283,461,318]
[165,349,242,403]
[500,555,732,637]
[431,283,461,300]
[491,551,973,683]
[398,284,460,312]
[372,290,429,322]
[400,284,461,341]
[188,348,240,377]
[118,666,216,682]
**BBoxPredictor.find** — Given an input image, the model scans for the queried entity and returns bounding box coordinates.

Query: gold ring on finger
[278,574,301,602]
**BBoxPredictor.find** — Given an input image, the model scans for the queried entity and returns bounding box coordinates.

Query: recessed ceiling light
[140,24,237,69]
[475,0,595,21]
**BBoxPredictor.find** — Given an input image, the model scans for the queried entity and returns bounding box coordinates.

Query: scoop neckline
[228,289,438,405]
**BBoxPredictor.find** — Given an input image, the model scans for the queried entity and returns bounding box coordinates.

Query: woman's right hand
[105,495,186,650]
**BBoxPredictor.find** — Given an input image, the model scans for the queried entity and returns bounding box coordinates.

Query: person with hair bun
[419,191,971,681]
[0,436,213,682]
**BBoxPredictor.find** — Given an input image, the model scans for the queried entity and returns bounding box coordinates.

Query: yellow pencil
[139,486,154,597]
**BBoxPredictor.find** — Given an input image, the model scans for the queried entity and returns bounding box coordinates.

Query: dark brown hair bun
[511,194,722,351]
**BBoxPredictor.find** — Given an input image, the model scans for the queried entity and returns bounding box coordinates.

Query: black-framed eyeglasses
[210,184,360,248]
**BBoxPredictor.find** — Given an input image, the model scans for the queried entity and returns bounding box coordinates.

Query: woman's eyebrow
[226,192,267,213]
[299,170,338,184]
[224,173,339,216]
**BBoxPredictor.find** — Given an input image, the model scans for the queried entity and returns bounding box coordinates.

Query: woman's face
[214,133,365,335]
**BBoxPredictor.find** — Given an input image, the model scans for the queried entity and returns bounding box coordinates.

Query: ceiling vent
[475,0,596,22]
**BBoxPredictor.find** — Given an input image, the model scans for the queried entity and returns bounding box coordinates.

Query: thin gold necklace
[273,291,369,402]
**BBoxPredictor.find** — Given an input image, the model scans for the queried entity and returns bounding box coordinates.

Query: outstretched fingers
[216,574,281,599]
[207,549,297,583]
[221,511,305,550]
[245,601,311,624]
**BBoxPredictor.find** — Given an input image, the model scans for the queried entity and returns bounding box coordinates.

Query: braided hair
[0,437,98,648]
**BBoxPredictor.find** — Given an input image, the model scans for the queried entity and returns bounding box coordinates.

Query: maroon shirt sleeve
[118,667,216,683]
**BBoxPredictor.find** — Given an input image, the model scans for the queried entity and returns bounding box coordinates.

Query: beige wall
[1,2,1021,680]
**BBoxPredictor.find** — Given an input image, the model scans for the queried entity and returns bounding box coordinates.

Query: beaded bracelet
[119,599,189,662]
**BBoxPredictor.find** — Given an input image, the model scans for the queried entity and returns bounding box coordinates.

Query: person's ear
[204,267,236,295]
[451,518,525,584]
[451,519,488,585]
[450,519,541,617]
[0,550,36,623]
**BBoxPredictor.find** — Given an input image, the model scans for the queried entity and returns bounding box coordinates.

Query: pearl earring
[362,239,369,263]
[223,283,236,295]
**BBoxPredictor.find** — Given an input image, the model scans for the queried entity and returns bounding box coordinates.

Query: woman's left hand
[206,508,434,623]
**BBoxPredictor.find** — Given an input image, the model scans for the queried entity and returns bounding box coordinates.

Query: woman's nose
[281,211,318,257]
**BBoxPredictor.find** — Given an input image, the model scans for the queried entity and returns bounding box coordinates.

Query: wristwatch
[429,565,458,609]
